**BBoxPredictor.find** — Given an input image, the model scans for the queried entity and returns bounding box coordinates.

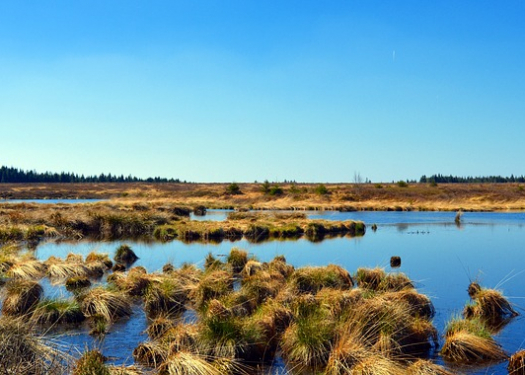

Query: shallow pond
[26,212,525,373]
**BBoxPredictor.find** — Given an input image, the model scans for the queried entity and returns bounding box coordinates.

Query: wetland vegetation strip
[2,181,525,212]
[0,202,365,244]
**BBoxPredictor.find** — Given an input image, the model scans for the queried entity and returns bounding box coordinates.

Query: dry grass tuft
[73,349,109,375]
[509,350,525,375]
[147,314,176,340]
[0,316,69,374]
[7,259,47,280]
[350,354,407,375]
[226,247,248,274]
[407,359,455,374]
[189,270,234,312]
[114,244,139,265]
[356,267,413,292]
[325,334,369,374]
[1,278,43,316]
[79,286,132,322]
[47,262,89,280]
[441,329,506,364]
[31,298,85,325]
[133,342,168,368]
[464,287,518,327]
[86,251,113,269]
[158,351,221,375]
[290,265,353,295]
[143,277,188,318]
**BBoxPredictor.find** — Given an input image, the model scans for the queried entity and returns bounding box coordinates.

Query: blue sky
[1,1,524,182]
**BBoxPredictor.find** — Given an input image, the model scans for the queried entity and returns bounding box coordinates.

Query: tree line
[0,166,182,183]
[420,174,525,184]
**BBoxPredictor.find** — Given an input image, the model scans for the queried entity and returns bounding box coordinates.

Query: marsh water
[28,211,525,374]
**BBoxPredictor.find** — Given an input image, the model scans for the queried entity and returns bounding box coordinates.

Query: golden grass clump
[86,251,113,269]
[289,265,353,294]
[467,281,482,298]
[0,316,68,374]
[383,289,435,319]
[189,270,234,312]
[196,299,253,360]
[241,259,264,277]
[162,324,198,354]
[441,317,507,364]
[509,350,525,375]
[1,278,43,316]
[85,261,107,278]
[31,298,86,325]
[268,255,295,278]
[107,365,145,375]
[406,359,455,375]
[356,267,413,292]
[79,286,133,322]
[73,349,110,375]
[173,263,202,288]
[355,267,384,290]
[162,263,175,273]
[464,284,518,327]
[226,247,248,274]
[47,262,90,280]
[239,270,285,308]
[66,252,84,263]
[116,270,156,297]
[6,259,47,280]
[203,252,225,272]
[133,342,168,368]
[346,294,437,357]
[441,330,506,364]
[281,294,335,369]
[325,332,369,375]
[147,314,176,340]
[144,277,188,318]
[114,244,139,265]
[158,351,221,375]
[349,354,407,375]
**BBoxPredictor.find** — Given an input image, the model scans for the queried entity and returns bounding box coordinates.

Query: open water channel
[26,210,525,374]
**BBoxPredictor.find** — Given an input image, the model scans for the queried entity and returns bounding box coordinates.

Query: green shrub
[269,185,284,196]
[261,180,270,193]
[315,184,329,195]
[226,183,242,195]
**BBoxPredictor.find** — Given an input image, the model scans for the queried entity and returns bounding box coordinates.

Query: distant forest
[0,166,182,183]
[420,174,525,183]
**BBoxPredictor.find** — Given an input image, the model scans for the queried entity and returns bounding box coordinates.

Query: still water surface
[32,211,525,374]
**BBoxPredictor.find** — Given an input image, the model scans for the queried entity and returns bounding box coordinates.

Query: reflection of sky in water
[32,214,525,374]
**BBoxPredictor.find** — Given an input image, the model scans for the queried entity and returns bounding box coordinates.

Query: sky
[1,1,524,183]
